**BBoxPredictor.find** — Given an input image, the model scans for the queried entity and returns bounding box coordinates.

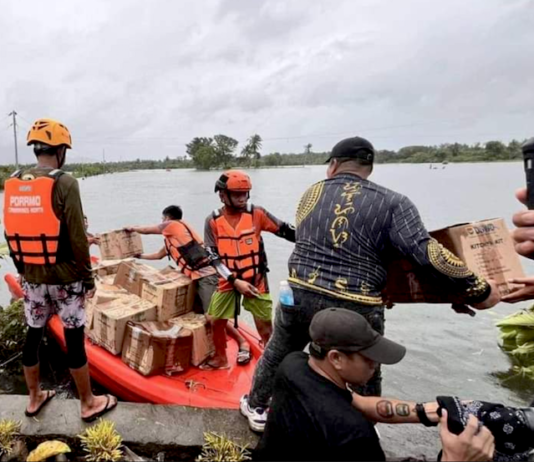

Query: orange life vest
[213,205,265,280]
[3,170,63,266]
[162,220,210,278]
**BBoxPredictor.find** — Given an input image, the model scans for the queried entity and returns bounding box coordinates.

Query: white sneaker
[240,394,267,432]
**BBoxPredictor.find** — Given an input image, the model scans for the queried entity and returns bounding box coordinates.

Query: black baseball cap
[309,308,406,364]
[326,136,375,163]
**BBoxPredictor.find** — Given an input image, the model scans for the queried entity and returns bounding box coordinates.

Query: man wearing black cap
[241,135,500,432]
[254,308,495,462]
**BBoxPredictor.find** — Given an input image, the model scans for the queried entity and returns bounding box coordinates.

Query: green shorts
[208,290,272,321]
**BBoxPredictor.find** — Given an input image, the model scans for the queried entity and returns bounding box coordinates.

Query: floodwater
[1,163,533,458]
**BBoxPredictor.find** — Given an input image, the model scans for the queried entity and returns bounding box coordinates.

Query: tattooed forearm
[395,403,411,417]
[376,400,394,418]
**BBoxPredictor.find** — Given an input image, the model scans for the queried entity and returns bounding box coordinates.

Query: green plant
[0,419,22,455]
[0,300,27,368]
[78,419,123,462]
[196,432,251,462]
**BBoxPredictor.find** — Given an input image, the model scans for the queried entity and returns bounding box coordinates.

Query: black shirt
[288,173,489,305]
[254,352,386,462]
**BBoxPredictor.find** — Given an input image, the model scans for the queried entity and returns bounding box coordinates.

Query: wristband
[227,274,236,285]
[416,403,437,427]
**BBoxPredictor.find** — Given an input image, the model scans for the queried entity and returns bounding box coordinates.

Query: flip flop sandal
[25,390,56,417]
[199,361,230,371]
[237,349,252,365]
[82,394,118,423]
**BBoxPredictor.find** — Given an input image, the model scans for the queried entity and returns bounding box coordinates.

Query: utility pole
[102,148,106,163]
[8,110,19,168]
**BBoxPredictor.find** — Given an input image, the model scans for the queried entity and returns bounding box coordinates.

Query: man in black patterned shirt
[240,136,500,433]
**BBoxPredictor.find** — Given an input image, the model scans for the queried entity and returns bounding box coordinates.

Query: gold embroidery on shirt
[427,239,473,278]
[296,181,324,227]
[335,277,348,292]
[308,268,320,284]
[465,275,490,299]
[360,282,371,295]
[328,182,361,250]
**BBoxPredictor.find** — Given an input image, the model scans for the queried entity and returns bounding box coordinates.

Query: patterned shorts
[22,280,86,329]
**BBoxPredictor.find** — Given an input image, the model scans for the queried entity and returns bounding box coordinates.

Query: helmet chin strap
[56,147,66,169]
[222,191,248,211]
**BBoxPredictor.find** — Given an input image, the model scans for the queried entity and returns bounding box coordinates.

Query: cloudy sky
[1,0,533,163]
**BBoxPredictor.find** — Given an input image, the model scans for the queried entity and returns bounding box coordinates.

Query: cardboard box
[114,261,160,297]
[384,218,525,303]
[169,313,215,366]
[121,321,193,376]
[85,282,130,330]
[142,274,193,322]
[92,296,157,355]
[99,274,117,285]
[92,258,135,277]
[159,266,198,314]
[98,230,143,260]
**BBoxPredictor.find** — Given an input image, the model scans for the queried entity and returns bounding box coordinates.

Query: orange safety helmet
[27,118,72,149]
[214,170,252,193]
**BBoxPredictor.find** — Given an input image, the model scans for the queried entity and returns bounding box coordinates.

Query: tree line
[0,138,527,190]
[186,134,526,169]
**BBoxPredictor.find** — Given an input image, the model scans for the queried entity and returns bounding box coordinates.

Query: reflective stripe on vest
[213,206,262,280]
[3,171,62,265]
[162,220,206,277]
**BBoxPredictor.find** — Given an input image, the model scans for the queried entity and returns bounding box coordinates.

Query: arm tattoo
[395,403,411,417]
[376,400,394,418]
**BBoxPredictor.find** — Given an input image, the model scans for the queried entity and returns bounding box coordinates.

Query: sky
[1,0,533,164]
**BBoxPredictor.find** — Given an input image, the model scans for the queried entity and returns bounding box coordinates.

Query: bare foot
[26,389,56,416]
[81,394,118,421]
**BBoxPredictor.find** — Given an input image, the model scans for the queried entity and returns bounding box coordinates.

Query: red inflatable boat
[5,273,263,409]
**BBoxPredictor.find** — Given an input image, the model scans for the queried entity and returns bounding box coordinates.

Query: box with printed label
[141,275,192,321]
[169,313,214,366]
[121,321,193,376]
[98,230,143,260]
[92,258,135,277]
[384,218,525,303]
[92,296,157,355]
[113,261,160,297]
[85,281,130,330]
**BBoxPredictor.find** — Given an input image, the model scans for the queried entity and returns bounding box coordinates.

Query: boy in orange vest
[204,170,295,370]
[125,205,256,364]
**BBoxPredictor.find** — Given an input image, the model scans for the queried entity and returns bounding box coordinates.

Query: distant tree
[507,140,522,160]
[304,143,313,155]
[242,134,263,167]
[485,141,507,160]
[213,134,238,167]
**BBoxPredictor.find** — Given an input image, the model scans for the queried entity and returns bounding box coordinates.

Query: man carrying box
[125,205,257,365]
[240,136,500,432]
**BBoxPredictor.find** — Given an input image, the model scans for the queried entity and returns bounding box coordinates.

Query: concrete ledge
[0,395,258,459]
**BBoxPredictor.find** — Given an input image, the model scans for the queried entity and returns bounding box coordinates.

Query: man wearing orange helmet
[203,170,295,370]
[3,119,117,422]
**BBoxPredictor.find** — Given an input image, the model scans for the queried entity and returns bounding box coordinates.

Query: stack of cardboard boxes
[88,229,214,376]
